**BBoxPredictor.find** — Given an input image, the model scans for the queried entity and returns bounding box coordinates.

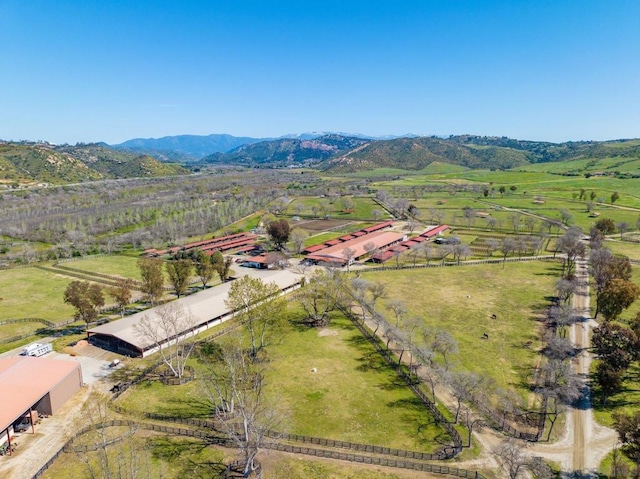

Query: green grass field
[42,433,227,479]
[286,196,380,220]
[118,310,446,452]
[266,312,445,451]
[607,240,640,262]
[361,261,559,398]
[0,266,76,321]
[62,254,144,281]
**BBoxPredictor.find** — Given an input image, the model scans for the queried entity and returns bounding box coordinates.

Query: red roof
[420,224,449,238]
[325,239,341,246]
[339,235,355,241]
[201,237,256,253]
[362,221,394,233]
[371,251,394,262]
[306,254,348,266]
[303,244,328,253]
[244,254,269,264]
[402,240,420,248]
[308,230,404,262]
[352,231,367,237]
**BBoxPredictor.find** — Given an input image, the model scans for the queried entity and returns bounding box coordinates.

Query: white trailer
[20,343,53,357]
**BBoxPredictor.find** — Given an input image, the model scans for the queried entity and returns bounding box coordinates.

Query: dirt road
[530,259,617,476]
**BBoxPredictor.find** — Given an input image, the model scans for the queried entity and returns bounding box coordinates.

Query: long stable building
[370,224,450,263]
[307,230,405,267]
[0,357,83,452]
[88,269,302,357]
[143,232,258,257]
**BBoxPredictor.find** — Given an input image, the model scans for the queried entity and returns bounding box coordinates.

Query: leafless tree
[555,278,577,304]
[556,226,586,279]
[451,243,471,264]
[492,438,531,479]
[225,276,286,359]
[73,392,151,479]
[450,371,490,423]
[617,221,630,239]
[289,228,309,254]
[482,238,498,257]
[135,302,198,378]
[201,332,285,477]
[343,247,356,271]
[386,299,407,327]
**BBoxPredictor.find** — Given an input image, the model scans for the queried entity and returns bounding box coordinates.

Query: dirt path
[528,259,617,476]
[362,257,619,477]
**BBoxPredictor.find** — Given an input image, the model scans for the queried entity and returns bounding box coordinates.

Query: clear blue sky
[1,1,639,144]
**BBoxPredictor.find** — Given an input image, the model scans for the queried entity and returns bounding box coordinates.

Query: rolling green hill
[322,136,532,172]
[0,142,189,184]
[322,135,640,173]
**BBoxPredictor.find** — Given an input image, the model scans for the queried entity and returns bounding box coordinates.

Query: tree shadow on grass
[386,397,445,448]
[375,374,410,391]
[157,396,215,419]
[149,437,226,478]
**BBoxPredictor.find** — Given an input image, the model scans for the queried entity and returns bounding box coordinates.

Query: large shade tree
[225,276,286,358]
[266,219,291,251]
[63,280,105,338]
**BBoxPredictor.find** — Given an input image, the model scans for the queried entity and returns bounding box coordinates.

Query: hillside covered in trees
[0,142,188,184]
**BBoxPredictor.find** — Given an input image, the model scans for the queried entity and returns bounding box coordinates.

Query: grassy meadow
[0,266,76,321]
[63,254,144,281]
[118,310,447,452]
[286,196,380,219]
[361,261,559,398]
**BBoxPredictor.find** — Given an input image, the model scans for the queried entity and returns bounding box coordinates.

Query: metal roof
[0,357,81,432]
[88,269,303,352]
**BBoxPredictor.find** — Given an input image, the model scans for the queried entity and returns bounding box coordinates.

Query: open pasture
[62,254,143,281]
[484,196,639,231]
[606,240,640,261]
[286,196,380,220]
[119,311,446,452]
[292,218,358,232]
[337,161,471,180]
[361,261,558,397]
[266,312,446,451]
[0,266,76,322]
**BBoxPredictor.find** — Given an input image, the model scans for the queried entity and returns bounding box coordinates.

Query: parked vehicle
[20,343,52,357]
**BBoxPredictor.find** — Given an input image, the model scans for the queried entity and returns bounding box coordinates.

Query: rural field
[2,163,640,479]
[361,261,558,398]
[118,311,448,452]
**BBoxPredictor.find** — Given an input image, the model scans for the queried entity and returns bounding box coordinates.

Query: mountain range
[110,132,417,161]
[2,133,640,185]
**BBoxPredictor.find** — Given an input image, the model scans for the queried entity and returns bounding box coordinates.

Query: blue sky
[1,1,639,144]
